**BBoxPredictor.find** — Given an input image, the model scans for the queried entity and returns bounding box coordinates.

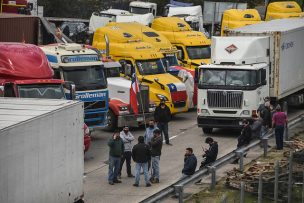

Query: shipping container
[0,98,84,203]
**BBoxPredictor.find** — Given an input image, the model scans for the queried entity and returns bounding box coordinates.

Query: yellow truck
[92,26,189,115]
[265,1,304,21]
[105,22,179,69]
[151,17,211,70]
[221,9,262,36]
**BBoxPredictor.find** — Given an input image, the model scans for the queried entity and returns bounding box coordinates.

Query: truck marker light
[225,44,238,54]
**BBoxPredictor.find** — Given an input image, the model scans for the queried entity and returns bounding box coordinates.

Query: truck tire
[202,127,213,134]
[105,110,117,131]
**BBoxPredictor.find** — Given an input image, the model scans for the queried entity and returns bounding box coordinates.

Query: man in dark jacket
[132,136,151,187]
[237,119,252,148]
[182,148,197,177]
[154,99,172,145]
[259,101,272,139]
[150,129,163,183]
[107,131,124,185]
[200,137,218,169]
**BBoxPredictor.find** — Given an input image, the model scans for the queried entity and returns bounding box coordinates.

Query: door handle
[117,91,125,93]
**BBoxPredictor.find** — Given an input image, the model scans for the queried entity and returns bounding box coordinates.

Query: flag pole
[137,79,147,130]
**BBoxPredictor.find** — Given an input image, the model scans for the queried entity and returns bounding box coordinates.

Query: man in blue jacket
[182,147,197,177]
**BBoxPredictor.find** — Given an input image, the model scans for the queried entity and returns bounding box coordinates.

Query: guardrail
[140,113,304,203]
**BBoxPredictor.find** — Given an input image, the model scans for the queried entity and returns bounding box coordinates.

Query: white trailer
[197,18,304,133]
[0,98,84,203]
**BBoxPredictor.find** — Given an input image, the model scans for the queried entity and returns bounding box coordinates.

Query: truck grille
[207,91,243,109]
[84,101,106,110]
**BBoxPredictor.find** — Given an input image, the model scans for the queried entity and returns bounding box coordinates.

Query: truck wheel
[202,127,213,134]
[105,110,117,131]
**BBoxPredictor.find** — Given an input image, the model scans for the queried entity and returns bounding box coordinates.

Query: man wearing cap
[200,137,218,169]
[119,126,135,178]
[154,99,172,145]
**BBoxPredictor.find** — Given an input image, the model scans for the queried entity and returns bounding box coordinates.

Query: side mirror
[0,86,4,97]
[165,60,170,71]
[261,69,267,85]
[177,50,182,60]
[194,68,199,83]
[63,81,76,100]
[125,64,132,77]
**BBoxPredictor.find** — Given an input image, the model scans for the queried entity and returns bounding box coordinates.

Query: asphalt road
[83,110,240,203]
[83,106,302,203]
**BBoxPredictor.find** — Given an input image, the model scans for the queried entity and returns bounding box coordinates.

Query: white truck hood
[107,77,131,104]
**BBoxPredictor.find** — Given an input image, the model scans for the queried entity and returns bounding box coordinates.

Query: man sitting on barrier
[200,137,218,169]
[182,147,197,178]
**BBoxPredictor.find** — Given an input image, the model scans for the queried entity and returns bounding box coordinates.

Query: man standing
[154,99,172,145]
[150,129,163,183]
[119,126,135,178]
[259,101,272,138]
[132,136,152,187]
[272,105,288,150]
[107,131,124,185]
[182,148,197,177]
[144,120,158,171]
[200,137,218,169]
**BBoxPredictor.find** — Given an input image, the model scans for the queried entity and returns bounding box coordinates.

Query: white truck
[129,1,157,17]
[0,98,84,203]
[197,18,304,133]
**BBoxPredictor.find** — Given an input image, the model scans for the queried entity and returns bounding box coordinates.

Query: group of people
[236,97,288,156]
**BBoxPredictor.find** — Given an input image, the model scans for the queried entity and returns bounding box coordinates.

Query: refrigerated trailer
[197,18,304,133]
[0,98,84,203]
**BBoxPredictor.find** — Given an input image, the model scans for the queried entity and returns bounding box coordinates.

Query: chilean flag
[130,72,139,115]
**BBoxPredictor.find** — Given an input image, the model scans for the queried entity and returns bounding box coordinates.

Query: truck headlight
[156,94,168,101]
[119,106,128,111]
[241,110,250,115]
[201,109,210,115]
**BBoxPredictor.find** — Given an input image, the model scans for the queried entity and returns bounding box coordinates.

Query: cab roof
[267,1,302,13]
[0,43,53,79]
[151,17,192,32]
[223,9,261,21]
[106,22,177,53]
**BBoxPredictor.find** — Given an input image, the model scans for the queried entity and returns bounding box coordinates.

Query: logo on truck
[225,44,238,54]
[76,91,107,100]
[281,41,294,51]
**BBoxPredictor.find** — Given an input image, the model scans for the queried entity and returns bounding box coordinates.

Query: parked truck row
[197,18,304,133]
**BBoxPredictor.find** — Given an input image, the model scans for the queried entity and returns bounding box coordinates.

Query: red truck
[1,0,30,14]
[0,42,91,152]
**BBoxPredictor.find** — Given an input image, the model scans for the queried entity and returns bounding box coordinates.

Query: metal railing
[140,113,304,203]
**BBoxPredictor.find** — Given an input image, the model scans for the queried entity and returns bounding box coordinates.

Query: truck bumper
[117,112,154,128]
[197,116,252,129]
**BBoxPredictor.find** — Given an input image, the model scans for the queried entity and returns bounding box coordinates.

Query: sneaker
[109,181,114,185]
[133,183,139,187]
[128,174,135,178]
[146,183,152,187]
[113,179,122,183]
[154,178,159,183]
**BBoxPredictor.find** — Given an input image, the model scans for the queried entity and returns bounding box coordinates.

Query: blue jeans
[157,122,169,144]
[275,125,284,150]
[151,156,160,179]
[135,162,150,185]
[108,156,121,182]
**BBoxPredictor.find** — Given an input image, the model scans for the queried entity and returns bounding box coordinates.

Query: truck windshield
[136,59,166,75]
[104,67,120,78]
[130,6,150,14]
[199,69,257,89]
[61,65,107,91]
[186,46,211,59]
[161,54,179,66]
[18,84,65,99]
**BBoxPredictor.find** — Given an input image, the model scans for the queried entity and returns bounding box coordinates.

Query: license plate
[137,117,144,122]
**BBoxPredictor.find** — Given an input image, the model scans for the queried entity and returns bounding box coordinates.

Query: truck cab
[221,9,262,36]
[151,17,211,69]
[105,22,197,108]
[40,43,109,129]
[103,59,155,131]
[197,37,269,133]
[129,1,157,17]
[93,26,189,115]
[265,1,304,21]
